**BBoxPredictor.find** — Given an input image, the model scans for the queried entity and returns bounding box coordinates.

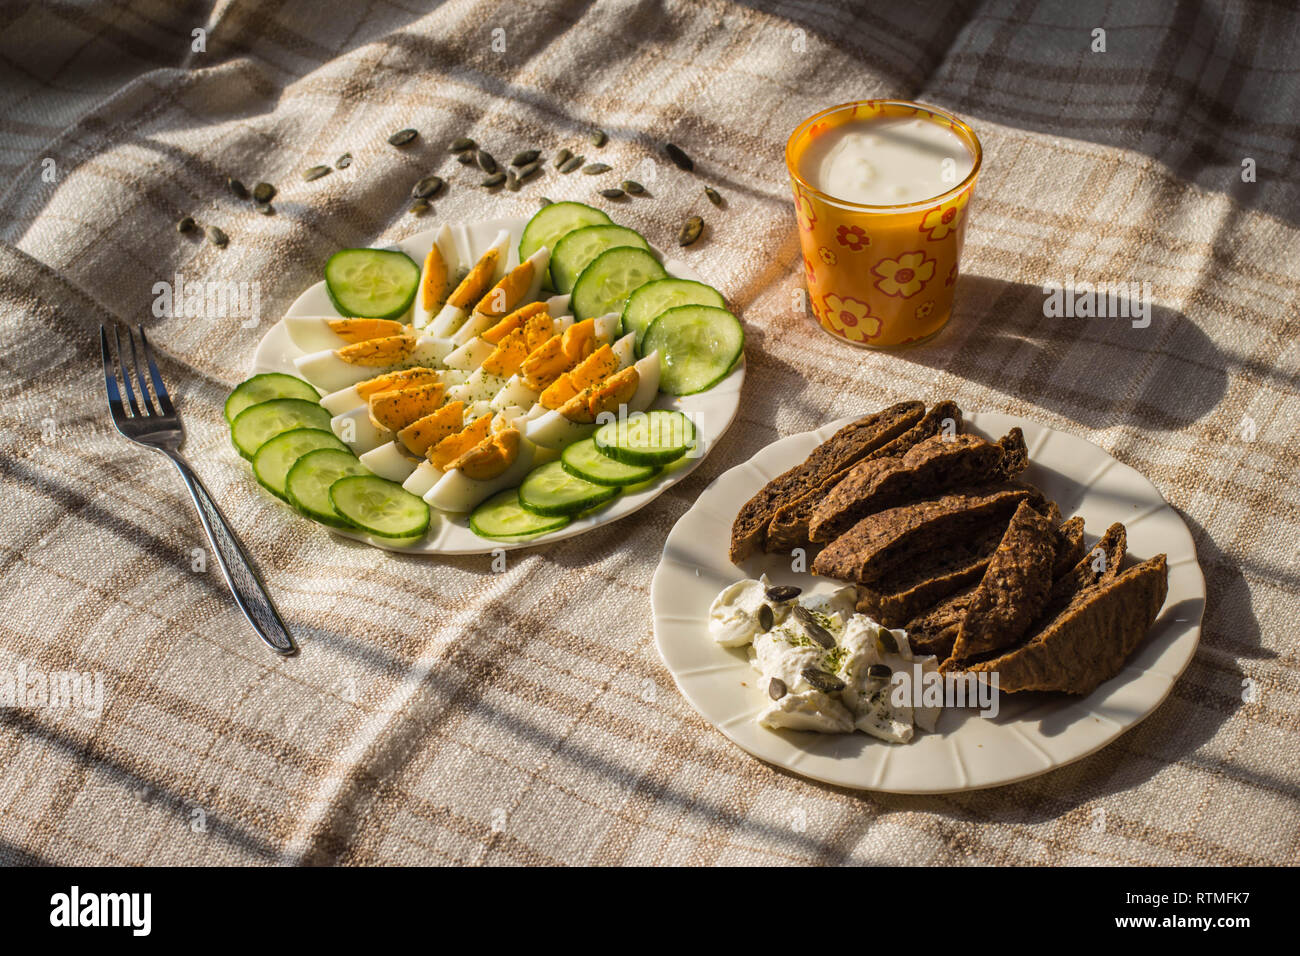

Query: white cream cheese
[708,574,789,647]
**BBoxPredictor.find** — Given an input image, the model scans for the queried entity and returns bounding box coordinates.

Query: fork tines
[100,324,176,422]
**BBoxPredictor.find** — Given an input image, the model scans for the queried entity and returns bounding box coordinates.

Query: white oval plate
[652,413,1205,793]
[252,217,744,554]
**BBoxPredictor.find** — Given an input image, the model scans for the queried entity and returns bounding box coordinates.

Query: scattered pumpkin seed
[476,149,498,174]
[704,186,723,207]
[583,162,611,175]
[388,128,418,147]
[506,170,520,192]
[481,172,506,188]
[664,142,694,171]
[252,182,276,203]
[765,584,801,603]
[558,155,583,173]
[336,152,353,169]
[409,198,430,215]
[677,215,704,246]
[226,177,248,199]
[801,667,845,693]
[516,160,541,181]
[538,196,554,207]
[876,630,898,654]
[511,149,540,167]
[303,165,331,181]
[621,180,645,195]
[176,216,196,234]
[553,148,572,168]
[255,202,274,215]
[457,152,476,165]
[590,128,607,147]
[768,677,787,700]
[757,604,774,631]
[449,137,476,153]
[205,225,228,247]
[866,664,892,680]
[412,175,444,199]
[599,187,625,199]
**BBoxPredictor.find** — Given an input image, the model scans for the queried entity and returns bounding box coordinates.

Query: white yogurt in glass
[799,117,974,206]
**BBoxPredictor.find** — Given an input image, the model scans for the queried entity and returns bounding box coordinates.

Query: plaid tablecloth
[2,0,1297,866]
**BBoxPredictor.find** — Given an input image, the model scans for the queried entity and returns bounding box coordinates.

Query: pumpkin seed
[765,584,801,603]
[250,182,274,204]
[388,128,418,147]
[226,177,248,199]
[801,667,845,693]
[758,604,774,631]
[620,180,645,195]
[476,149,498,174]
[255,202,274,215]
[677,215,703,246]
[876,630,898,655]
[590,128,607,147]
[558,155,583,173]
[768,677,787,700]
[792,606,834,647]
[553,148,572,168]
[481,172,506,188]
[516,160,540,181]
[304,164,331,181]
[511,149,540,167]
[176,216,196,234]
[506,170,520,192]
[704,186,723,207]
[538,196,554,207]
[866,664,892,680]
[449,137,476,153]
[598,187,625,199]
[457,152,476,165]
[205,225,228,247]
[336,152,353,169]
[409,198,430,215]
[412,175,444,199]
[664,142,694,171]
[582,162,611,175]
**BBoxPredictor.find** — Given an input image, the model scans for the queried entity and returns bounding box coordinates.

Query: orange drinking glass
[785,100,982,348]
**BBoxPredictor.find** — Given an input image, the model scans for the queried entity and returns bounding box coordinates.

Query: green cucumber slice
[641,304,744,395]
[550,225,651,295]
[252,428,349,500]
[570,246,667,323]
[286,448,370,527]
[518,202,613,282]
[324,248,421,320]
[470,489,572,539]
[328,475,430,539]
[225,373,319,424]
[593,409,696,466]
[518,460,619,516]
[230,398,333,459]
[622,278,726,353]
[561,437,658,486]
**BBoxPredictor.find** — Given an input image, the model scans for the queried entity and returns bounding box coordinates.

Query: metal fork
[100,325,296,656]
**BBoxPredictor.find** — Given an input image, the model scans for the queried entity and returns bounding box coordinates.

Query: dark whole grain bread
[1042,521,1127,620]
[1052,517,1087,578]
[728,401,924,563]
[948,500,1059,662]
[962,554,1168,694]
[996,427,1029,480]
[765,400,963,553]
[809,430,1014,544]
[811,483,1036,586]
[905,585,977,659]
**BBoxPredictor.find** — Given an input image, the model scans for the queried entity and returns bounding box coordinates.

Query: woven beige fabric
[1,0,1297,866]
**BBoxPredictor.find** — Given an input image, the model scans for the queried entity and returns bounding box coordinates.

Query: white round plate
[652,413,1205,793]
[252,217,744,554]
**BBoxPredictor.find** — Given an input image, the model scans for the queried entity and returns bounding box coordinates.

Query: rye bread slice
[811,483,1035,586]
[810,430,1018,544]
[1042,522,1126,620]
[948,501,1058,662]
[1052,517,1087,578]
[728,401,924,563]
[765,400,963,553]
[996,427,1029,480]
[963,554,1168,694]
[906,585,977,659]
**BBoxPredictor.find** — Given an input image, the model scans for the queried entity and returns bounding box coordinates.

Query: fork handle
[164,450,297,656]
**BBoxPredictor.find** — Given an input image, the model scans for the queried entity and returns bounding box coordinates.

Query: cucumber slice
[570,247,667,323]
[470,489,572,539]
[518,201,613,277]
[225,373,319,424]
[518,460,619,516]
[622,278,726,353]
[593,409,696,466]
[550,225,651,295]
[328,474,430,539]
[252,427,349,500]
[324,248,421,320]
[286,448,371,527]
[641,304,744,395]
[230,398,332,459]
[561,438,658,486]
